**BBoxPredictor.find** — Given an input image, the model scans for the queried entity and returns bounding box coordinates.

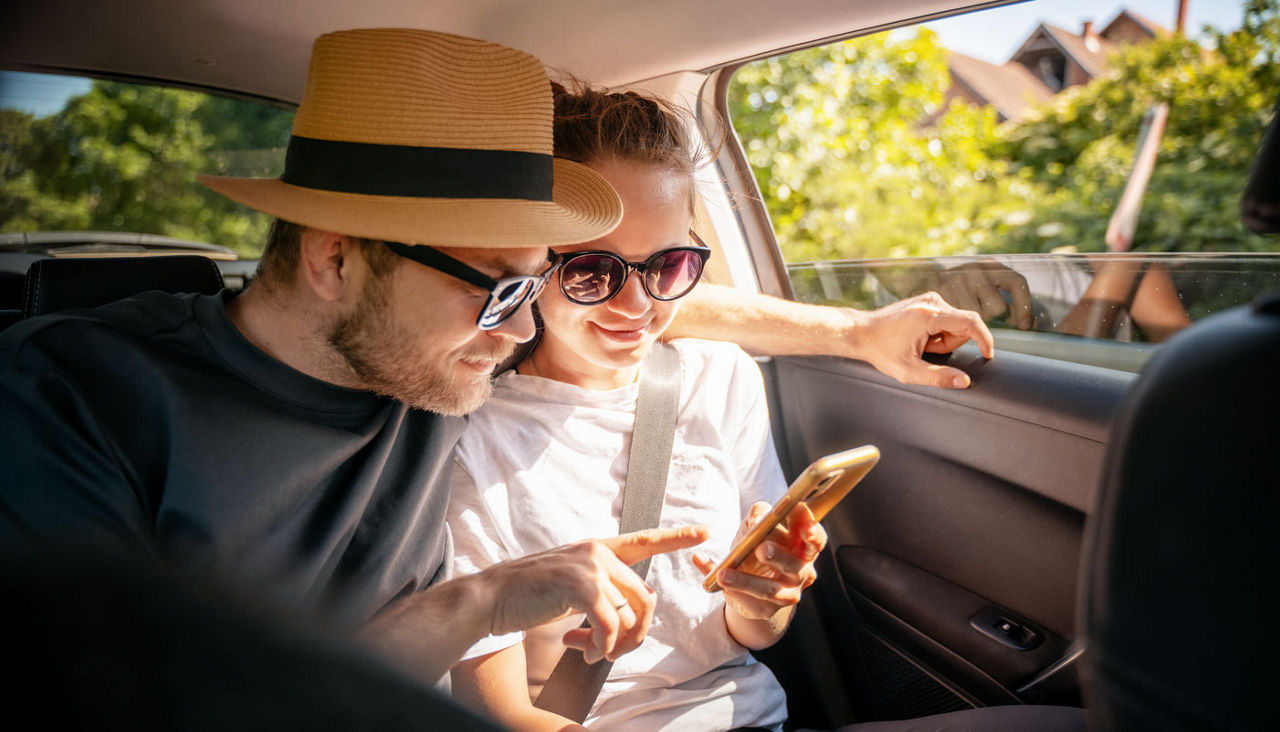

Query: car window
[725,0,1280,371]
[0,71,294,258]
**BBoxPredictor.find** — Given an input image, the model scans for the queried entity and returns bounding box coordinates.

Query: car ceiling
[1,0,1009,103]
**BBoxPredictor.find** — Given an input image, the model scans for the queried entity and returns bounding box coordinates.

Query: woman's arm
[452,643,587,732]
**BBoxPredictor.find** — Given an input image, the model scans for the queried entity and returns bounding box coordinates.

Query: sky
[0,72,92,117]
[926,0,1248,64]
[0,1,1252,117]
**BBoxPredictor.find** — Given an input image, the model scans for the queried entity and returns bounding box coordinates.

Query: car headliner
[1,0,1009,104]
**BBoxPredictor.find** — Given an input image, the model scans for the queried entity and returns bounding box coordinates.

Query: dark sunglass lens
[646,250,705,299]
[561,254,624,303]
[478,279,534,328]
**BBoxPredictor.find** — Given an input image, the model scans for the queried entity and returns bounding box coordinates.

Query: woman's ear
[298,229,359,302]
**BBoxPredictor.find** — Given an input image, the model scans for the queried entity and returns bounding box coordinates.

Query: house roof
[946,51,1053,122]
[1102,9,1171,39]
[1039,23,1116,79]
[945,6,1167,123]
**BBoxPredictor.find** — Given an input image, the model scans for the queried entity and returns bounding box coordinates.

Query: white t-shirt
[448,338,788,731]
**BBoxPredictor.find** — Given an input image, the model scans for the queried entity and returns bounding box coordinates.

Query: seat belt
[533,341,682,723]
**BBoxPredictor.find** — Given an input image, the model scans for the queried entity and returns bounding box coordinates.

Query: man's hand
[484,526,709,664]
[692,502,826,649]
[846,292,995,389]
[932,261,1033,329]
[359,526,707,680]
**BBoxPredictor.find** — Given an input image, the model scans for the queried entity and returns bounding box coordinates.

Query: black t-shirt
[0,292,463,627]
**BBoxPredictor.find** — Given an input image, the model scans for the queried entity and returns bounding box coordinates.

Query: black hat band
[281,135,554,201]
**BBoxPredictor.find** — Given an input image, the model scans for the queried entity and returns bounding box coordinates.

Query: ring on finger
[614,599,629,611]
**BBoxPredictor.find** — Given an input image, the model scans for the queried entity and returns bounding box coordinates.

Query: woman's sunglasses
[559,231,711,305]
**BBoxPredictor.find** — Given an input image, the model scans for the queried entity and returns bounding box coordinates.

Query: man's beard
[325,280,512,416]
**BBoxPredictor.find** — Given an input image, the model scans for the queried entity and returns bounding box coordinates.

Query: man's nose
[491,300,538,343]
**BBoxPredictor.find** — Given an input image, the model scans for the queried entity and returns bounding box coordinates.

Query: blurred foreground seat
[1081,291,1280,730]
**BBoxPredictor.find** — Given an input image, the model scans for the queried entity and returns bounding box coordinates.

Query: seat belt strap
[533,341,682,723]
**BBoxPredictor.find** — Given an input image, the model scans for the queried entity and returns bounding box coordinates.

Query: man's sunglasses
[382,241,562,330]
[558,231,711,305]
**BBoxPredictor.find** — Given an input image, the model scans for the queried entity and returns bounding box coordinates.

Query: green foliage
[730,0,1280,262]
[731,29,1034,260]
[998,6,1278,254]
[0,80,293,257]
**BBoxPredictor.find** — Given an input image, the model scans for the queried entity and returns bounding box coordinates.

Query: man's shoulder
[0,292,205,361]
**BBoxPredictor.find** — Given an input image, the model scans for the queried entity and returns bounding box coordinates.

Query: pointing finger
[603,525,709,566]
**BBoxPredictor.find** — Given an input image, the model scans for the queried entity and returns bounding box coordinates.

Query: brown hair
[254,218,400,292]
[552,80,722,213]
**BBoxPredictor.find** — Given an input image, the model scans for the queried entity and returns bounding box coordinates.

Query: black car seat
[1080,292,1280,730]
[21,254,224,318]
[1080,95,1280,730]
[0,270,25,330]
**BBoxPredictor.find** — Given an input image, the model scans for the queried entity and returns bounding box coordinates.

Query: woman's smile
[590,318,652,342]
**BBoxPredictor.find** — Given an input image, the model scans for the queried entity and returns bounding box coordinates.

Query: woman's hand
[692,502,827,648]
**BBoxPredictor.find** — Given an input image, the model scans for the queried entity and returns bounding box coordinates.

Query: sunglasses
[382,241,562,330]
[558,231,711,305]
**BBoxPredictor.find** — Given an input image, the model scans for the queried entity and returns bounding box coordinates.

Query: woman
[446,84,824,730]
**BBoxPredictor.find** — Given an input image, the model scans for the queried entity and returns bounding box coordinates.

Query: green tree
[1,79,292,257]
[730,1,1279,263]
[196,93,294,179]
[996,1,1279,254]
[731,29,1034,262]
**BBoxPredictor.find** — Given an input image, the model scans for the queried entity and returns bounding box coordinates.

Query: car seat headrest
[23,255,225,318]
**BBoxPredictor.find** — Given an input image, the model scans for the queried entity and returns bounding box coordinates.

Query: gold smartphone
[703,445,880,593]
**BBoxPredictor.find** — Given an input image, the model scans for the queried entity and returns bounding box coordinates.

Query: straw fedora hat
[198,28,622,248]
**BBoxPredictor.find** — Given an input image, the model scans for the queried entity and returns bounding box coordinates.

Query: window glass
[0,71,294,258]
[728,0,1279,370]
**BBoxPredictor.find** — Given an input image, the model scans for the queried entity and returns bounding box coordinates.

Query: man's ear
[298,229,359,302]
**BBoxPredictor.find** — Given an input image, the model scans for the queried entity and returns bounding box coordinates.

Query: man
[0,28,992,687]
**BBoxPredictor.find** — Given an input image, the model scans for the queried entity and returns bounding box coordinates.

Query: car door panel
[754,347,1133,723]
[839,545,1071,696]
